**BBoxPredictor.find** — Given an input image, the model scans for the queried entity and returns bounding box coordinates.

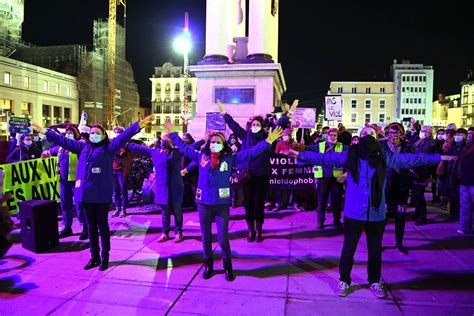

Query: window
[337,87,343,93]
[463,106,468,115]
[174,117,180,126]
[422,109,426,115]
[365,100,371,109]
[173,105,180,113]
[164,105,171,114]
[53,106,62,123]
[3,72,11,85]
[380,87,385,93]
[351,99,357,108]
[352,87,357,93]
[366,87,371,93]
[23,76,30,89]
[156,116,161,126]
[66,86,71,96]
[351,113,357,123]
[379,113,385,122]
[175,83,180,91]
[21,102,31,116]
[463,86,469,94]
[364,113,371,123]
[43,81,49,92]
[64,108,71,122]
[42,104,51,126]
[379,100,386,109]
[402,87,405,92]
[156,105,162,113]
[55,84,60,94]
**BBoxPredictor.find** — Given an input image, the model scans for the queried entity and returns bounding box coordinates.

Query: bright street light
[174,30,191,55]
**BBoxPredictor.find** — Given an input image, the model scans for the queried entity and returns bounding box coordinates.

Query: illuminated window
[174,117,180,126]
[3,72,11,85]
[21,102,31,115]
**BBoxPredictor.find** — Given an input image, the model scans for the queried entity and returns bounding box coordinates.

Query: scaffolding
[0,0,26,55]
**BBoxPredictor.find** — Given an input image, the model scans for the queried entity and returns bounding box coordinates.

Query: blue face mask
[90,134,103,143]
[66,134,75,140]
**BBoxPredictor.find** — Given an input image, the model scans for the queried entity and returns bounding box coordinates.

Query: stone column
[247,0,279,63]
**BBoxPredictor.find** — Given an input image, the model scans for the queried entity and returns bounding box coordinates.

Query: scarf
[346,135,386,210]
[210,152,221,169]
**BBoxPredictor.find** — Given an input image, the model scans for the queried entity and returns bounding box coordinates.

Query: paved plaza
[1,201,473,315]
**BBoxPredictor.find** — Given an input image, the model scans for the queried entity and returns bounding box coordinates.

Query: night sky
[21,1,474,108]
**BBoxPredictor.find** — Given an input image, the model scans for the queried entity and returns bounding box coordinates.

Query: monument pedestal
[187,63,286,138]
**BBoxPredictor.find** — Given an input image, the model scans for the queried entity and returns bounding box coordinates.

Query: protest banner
[0,157,60,214]
[325,96,342,121]
[291,108,316,129]
[268,154,316,189]
[206,112,226,131]
[8,116,32,134]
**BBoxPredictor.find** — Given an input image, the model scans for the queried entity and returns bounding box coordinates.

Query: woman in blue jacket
[166,122,282,282]
[290,126,454,299]
[34,115,153,271]
[128,135,185,243]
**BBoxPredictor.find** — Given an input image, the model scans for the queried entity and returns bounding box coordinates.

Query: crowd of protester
[0,103,473,298]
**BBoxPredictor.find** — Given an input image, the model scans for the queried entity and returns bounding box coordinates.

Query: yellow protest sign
[0,157,60,214]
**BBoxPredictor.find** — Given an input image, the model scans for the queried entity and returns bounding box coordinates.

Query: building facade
[460,77,474,128]
[391,60,434,126]
[150,62,197,136]
[432,93,461,129]
[0,56,79,140]
[327,81,394,133]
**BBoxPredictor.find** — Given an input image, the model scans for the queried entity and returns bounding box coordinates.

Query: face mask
[33,136,39,142]
[419,132,426,139]
[90,134,103,143]
[210,143,223,153]
[321,134,327,140]
[411,129,417,135]
[24,140,32,147]
[66,134,75,140]
[251,126,261,134]
[437,135,444,141]
[282,135,290,142]
[454,135,464,143]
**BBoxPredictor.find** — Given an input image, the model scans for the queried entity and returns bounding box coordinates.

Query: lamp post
[174,12,192,133]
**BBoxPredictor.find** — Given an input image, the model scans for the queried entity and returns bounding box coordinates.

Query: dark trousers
[113,172,128,210]
[339,217,386,285]
[448,184,460,217]
[83,203,110,259]
[159,199,183,235]
[243,175,269,226]
[387,202,407,245]
[412,184,427,220]
[198,204,231,262]
[317,177,343,224]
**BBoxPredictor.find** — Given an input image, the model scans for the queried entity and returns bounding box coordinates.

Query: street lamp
[174,12,192,133]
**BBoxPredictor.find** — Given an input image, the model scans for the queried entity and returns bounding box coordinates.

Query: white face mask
[282,135,290,142]
[24,140,32,147]
[419,132,426,139]
[437,135,444,141]
[90,134,104,143]
[33,136,40,142]
[66,134,75,140]
[210,143,223,153]
[251,126,261,134]
[454,135,464,143]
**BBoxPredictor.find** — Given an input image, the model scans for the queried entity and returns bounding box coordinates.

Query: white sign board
[325,96,342,121]
[291,108,316,129]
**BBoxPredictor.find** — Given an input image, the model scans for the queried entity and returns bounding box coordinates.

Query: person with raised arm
[166,121,282,282]
[33,115,154,271]
[288,126,455,299]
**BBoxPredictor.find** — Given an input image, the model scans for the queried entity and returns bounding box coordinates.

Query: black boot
[84,257,101,270]
[99,254,109,271]
[79,225,88,240]
[59,226,73,238]
[256,222,263,243]
[223,260,235,282]
[202,259,214,280]
[246,221,256,242]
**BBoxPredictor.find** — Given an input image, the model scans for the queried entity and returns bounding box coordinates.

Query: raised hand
[287,149,300,158]
[289,99,299,115]
[139,114,155,128]
[266,126,283,144]
[217,99,226,114]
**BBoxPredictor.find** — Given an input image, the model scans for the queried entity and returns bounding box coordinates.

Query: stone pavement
[0,202,473,315]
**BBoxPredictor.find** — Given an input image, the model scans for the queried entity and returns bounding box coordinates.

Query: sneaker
[157,233,170,243]
[112,209,121,217]
[317,222,324,230]
[59,227,73,239]
[120,209,127,218]
[174,234,184,243]
[272,204,282,212]
[370,282,387,299]
[457,229,468,235]
[294,204,305,212]
[336,281,350,297]
[396,243,408,255]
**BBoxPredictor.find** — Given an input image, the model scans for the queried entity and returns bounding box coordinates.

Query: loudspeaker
[19,200,59,253]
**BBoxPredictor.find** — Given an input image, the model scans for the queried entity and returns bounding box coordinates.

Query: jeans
[317,177,343,224]
[113,171,128,210]
[438,177,448,203]
[339,217,386,285]
[83,203,111,259]
[198,204,231,262]
[159,199,183,235]
[459,185,474,232]
[243,175,269,226]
